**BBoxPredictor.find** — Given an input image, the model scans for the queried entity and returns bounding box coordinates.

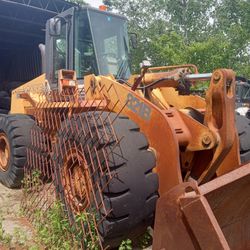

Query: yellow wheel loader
[0,4,249,249]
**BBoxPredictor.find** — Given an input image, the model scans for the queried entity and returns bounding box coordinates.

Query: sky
[85,0,103,7]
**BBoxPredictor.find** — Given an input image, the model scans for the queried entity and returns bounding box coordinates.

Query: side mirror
[49,17,62,36]
[129,33,138,49]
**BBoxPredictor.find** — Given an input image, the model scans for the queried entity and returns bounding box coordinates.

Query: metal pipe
[184,73,212,81]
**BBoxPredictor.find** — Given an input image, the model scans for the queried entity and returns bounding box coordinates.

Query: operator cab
[46,6,131,88]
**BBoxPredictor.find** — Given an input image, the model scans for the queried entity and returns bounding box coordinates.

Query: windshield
[88,10,131,79]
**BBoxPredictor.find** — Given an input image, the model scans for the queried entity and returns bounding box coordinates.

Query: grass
[31,202,100,249]
[2,198,152,249]
[33,202,76,250]
[22,170,42,194]
[0,213,32,249]
[0,215,12,247]
[21,170,151,249]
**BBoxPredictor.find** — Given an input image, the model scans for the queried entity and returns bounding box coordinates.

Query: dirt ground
[0,183,152,250]
[0,183,35,249]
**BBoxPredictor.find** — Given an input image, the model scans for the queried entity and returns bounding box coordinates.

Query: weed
[13,227,28,246]
[0,215,13,247]
[33,202,73,249]
[21,171,138,249]
[22,170,42,194]
[137,230,152,248]
[29,246,40,250]
[119,239,132,250]
[0,216,31,248]
[17,207,26,217]
[75,212,99,249]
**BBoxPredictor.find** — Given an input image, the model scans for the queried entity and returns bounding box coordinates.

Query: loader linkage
[16,64,250,249]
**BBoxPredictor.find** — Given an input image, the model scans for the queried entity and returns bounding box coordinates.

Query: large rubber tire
[236,114,250,163]
[0,114,35,188]
[53,112,158,247]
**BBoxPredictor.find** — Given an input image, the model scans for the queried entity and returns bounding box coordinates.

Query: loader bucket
[153,163,250,250]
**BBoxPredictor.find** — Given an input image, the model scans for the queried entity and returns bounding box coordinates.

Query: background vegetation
[67,0,87,5]
[67,0,249,76]
[96,0,250,77]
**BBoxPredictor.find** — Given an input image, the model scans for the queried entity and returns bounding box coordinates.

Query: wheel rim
[0,133,10,172]
[62,148,91,213]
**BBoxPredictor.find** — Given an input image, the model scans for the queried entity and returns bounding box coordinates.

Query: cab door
[45,7,75,88]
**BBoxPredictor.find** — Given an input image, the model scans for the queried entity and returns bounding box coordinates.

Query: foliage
[162,0,217,42]
[33,202,74,249]
[184,35,232,73]
[0,215,12,247]
[147,32,186,66]
[119,239,132,250]
[137,230,152,248]
[104,0,250,78]
[0,213,30,248]
[13,227,28,246]
[66,0,87,6]
[74,212,99,249]
[22,171,126,249]
[117,230,152,249]
[22,170,42,195]
[31,202,130,249]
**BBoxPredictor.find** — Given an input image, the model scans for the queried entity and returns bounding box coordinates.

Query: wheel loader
[0,5,250,250]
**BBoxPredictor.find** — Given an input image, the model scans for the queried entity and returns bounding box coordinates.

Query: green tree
[163,0,216,43]
[147,32,186,66]
[104,0,169,72]
[104,0,250,77]
[66,0,87,6]
[185,35,232,73]
[214,0,250,76]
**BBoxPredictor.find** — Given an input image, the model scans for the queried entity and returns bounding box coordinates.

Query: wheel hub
[0,133,10,172]
[62,148,91,213]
